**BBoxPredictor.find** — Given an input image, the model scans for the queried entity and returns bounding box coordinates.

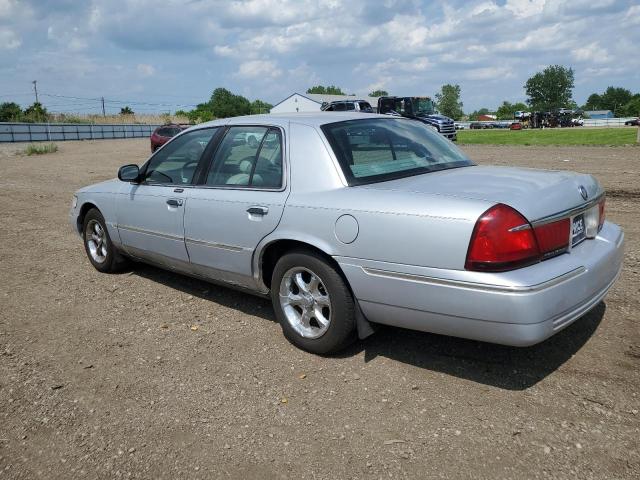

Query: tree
[306,85,345,95]
[0,102,23,122]
[210,88,251,118]
[434,84,464,120]
[250,99,273,114]
[600,87,633,116]
[368,89,389,97]
[583,93,603,111]
[524,65,574,111]
[187,103,214,123]
[120,106,134,115]
[622,94,640,117]
[22,102,48,122]
[495,101,528,120]
[467,108,490,121]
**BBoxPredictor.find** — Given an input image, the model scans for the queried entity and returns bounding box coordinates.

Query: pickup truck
[377,96,457,141]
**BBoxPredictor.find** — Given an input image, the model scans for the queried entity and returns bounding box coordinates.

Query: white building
[270,93,379,113]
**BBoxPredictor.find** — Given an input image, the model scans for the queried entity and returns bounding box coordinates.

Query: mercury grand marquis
[70,113,624,354]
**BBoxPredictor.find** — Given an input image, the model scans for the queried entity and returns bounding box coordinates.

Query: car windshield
[322,118,473,185]
[413,98,435,115]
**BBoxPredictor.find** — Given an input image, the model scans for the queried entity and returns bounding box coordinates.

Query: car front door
[184,125,288,288]
[116,127,219,267]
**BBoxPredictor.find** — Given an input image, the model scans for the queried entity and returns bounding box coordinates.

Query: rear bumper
[336,221,624,346]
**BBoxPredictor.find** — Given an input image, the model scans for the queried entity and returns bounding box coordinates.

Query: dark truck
[377,96,457,141]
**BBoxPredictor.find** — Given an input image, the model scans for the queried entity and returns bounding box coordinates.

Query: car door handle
[166,199,183,207]
[247,206,269,216]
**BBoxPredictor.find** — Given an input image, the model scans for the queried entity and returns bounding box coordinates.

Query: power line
[0,93,34,98]
[40,92,198,108]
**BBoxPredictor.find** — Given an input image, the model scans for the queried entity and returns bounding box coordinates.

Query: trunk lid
[360,165,602,221]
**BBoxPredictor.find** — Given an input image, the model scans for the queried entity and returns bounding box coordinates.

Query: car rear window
[321,118,473,185]
[157,127,182,137]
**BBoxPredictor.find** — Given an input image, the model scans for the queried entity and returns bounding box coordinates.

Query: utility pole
[101,97,106,117]
[32,80,39,103]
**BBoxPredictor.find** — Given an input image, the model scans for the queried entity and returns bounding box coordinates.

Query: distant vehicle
[624,118,639,126]
[377,96,457,141]
[492,122,510,129]
[510,122,523,130]
[572,118,584,127]
[321,100,373,113]
[150,124,186,152]
[454,123,465,130]
[470,122,492,130]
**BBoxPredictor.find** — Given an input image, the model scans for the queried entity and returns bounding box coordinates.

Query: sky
[1,0,639,114]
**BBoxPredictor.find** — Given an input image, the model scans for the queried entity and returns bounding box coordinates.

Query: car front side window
[143,128,217,185]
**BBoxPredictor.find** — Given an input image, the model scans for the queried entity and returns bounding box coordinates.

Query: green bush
[24,143,58,155]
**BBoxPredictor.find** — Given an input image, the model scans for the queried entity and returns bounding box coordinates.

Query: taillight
[465,204,540,272]
[533,219,570,258]
[598,197,606,231]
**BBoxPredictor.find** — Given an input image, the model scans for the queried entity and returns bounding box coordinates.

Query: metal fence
[0,122,162,143]
[455,117,637,130]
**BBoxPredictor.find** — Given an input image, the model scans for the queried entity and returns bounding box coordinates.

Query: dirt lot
[1,139,638,479]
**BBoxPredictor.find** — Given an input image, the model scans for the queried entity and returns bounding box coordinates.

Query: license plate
[572,214,586,246]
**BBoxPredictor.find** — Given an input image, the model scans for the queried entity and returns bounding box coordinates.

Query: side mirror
[118,164,140,182]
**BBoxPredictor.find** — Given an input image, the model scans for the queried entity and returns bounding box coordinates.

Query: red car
[510,122,523,130]
[150,124,186,152]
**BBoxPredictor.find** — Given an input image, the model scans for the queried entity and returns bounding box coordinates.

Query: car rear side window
[206,127,283,189]
[322,118,473,185]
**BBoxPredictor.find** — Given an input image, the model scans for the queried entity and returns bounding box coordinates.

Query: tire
[82,208,128,273]
[271,250,356,354]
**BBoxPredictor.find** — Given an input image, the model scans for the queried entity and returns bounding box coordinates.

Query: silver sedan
[70,113,624,354]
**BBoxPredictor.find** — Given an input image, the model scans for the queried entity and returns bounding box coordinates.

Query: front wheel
[271,250,356,354]
[83,208,127,273]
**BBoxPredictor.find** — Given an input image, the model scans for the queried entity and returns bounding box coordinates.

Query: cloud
[0,0,638,113]
[466,66,515,81]
[0,27,20,49]
[235,60,282,79]
[136,63,155,77]
[572,42,610,64]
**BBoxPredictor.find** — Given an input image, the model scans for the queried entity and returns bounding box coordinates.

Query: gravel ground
[0,139,638,479]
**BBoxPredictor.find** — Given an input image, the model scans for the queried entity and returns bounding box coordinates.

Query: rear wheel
[271,250,356,354]
[82,208,127,273]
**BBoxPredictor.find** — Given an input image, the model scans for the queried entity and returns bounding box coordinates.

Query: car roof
[191,112,391,130]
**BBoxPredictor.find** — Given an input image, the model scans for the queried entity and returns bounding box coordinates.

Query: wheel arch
[76,201,100,234]
[255,236,377,340]
[256,238,344,292]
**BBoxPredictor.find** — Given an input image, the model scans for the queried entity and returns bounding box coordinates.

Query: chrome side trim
[361,266,586,293]
[116,224,183,241]
[184,237,252,252]
[531,193,604,227]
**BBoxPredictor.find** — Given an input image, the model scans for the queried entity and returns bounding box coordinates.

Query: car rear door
[184,125,288,288]
[116,128,219,266]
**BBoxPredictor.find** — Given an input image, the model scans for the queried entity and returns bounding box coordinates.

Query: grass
[457,127,639,146]
[24,143,58,155]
